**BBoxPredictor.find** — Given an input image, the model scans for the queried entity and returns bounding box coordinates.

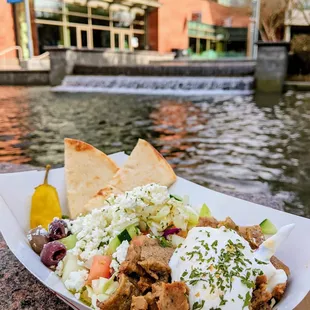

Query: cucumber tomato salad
[28,184,200,307]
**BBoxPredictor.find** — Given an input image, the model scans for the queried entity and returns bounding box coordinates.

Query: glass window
[114,33,120,49]
[69,27,77,47]
[189,37,196,53]
[132,22,144,31]
[133,34,145,50]
[200,39,207,53]
[92,19,110,27]
[91,7,109,17]
[113,21,130,29]
[37,24,63,53]
[66,3,88,14]
[81,30,88,48]
[68,15,88,24]
[35,11,62,21]
[124,34,130,50]
[34,0,62,11]
[93,30,111,48]
[135,13,144,22]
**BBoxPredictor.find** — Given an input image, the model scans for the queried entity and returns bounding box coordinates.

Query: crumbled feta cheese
[55,260,64,277]
[58,183,198,301]
[64,269,89,293]
[111,240,130,273]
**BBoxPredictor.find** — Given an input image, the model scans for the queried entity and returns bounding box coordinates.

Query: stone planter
[255,42,290,93]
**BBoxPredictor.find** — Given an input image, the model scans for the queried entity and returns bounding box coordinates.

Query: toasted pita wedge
[84,139,176,213]
[64,138,119,218]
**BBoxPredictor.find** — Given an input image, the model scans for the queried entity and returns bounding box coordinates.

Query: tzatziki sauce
[169,226,287,310]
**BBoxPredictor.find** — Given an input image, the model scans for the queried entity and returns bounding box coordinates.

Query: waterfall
[53,75,254,96]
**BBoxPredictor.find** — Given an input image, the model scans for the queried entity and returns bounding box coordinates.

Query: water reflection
[0,86,310,218]
[0,87,32,164]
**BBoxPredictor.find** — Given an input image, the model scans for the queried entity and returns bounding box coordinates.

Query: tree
[259,0,288,41]
[245,0,310,42]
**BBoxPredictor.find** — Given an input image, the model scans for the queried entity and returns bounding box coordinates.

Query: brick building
[0,0,250,59]
[148,0,250,54]
[0,1,16,58]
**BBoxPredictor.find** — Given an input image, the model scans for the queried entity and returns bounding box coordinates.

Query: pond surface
[1,86,310,218]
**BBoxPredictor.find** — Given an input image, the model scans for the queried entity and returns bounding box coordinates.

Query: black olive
[49,219,68,240]
[40,241,66,268]
[27,227,49,255]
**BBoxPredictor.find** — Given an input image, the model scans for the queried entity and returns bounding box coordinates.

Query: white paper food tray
[0,152,309,310]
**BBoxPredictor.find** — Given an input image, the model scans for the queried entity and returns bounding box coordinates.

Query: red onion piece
[163,227,181,239]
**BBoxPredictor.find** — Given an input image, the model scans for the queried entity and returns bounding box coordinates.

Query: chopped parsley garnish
[242,291,252,309]
[219,295,227,306]
[211,240,218,250]
[255,258,268,265]
[170,194,182,201]
[155,236,172,248]
[192,300,205,310]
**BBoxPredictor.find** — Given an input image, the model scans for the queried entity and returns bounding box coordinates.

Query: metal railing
[32,51,50,60]
[0,46,23,69]
[0,47,50,70]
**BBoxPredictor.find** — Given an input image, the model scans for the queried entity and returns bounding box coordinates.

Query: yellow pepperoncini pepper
[30,165,62,229]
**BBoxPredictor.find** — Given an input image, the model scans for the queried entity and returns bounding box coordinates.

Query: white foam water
[52,75,254,96]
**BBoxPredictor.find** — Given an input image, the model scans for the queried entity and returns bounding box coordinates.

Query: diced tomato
[86,255,112,285]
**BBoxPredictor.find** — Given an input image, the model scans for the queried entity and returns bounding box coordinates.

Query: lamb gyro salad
[27,138,294,310]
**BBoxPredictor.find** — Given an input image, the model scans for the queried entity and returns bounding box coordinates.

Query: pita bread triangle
[84,139,177,213]
[64,138,119,218]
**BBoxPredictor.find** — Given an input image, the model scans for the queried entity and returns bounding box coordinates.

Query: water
[1,86,310,218]
[53,76,254,96]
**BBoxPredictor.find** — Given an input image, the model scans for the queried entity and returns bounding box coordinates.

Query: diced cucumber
[126,225,139,239]
[183,205,199,226]
[106,236,121,255]
[170,194,182,201]
[117,229,132,243]
[260,219,277,235]
[59,234,77,250]
[117,224,139,243]
[105,281,119,295]
[92,277,109,295]
[92,275,117,295]
[199,203,212,217]
[97,294,110,302]
[62,253,80,282]
[107,225,138,255]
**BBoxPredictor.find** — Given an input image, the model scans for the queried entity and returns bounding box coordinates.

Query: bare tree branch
[294,0,310,25]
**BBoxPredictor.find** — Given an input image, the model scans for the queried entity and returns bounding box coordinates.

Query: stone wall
[47,47,175,86]
[74,49,175,66]
[0,70,49,85]
[73,62,256,77]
